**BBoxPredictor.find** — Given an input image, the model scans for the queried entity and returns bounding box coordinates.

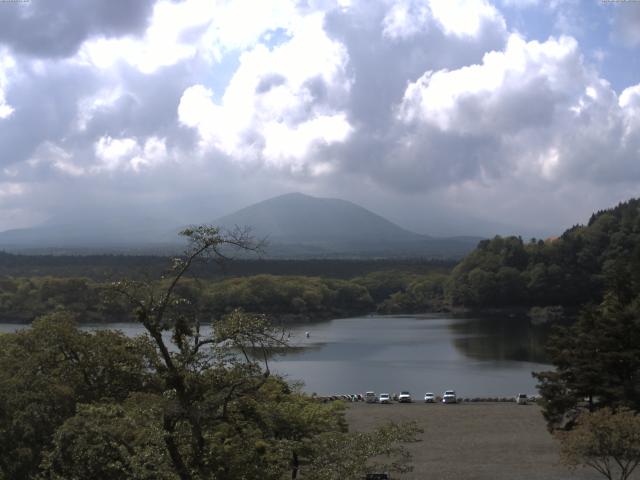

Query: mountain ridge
[0,192,482,258]
[213,192,481,258]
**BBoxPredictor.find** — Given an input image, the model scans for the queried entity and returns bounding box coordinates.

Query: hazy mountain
[214,193,482,258]
[0,217,179,254]
[0,193,482,258]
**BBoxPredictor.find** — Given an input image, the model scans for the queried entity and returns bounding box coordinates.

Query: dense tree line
[0,252,453,281]
[446,199,640,308]
[0,270,456,324]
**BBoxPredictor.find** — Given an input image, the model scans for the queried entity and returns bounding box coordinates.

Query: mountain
[0,217,179,254]
[0,193,482,258]
[214,193,481,258]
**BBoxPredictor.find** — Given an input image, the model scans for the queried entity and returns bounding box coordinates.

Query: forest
[0,270,447,324]
[447,198,640,309]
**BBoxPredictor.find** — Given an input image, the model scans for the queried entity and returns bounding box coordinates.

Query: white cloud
[382,0,431,39]
[428,0,505,38]
[130,136,168,171]
[382,0,505,40]
[394,32,640,185]
[619,84,640,138]
[178,12,352,172]
[76,0,298,74]
[398,34,580,132]
[94,135,168,172]
[0,50,16,119]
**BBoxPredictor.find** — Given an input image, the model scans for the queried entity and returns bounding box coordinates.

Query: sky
[0,0,639,238]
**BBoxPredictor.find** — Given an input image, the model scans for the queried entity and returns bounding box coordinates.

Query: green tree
[557,408,640,480]
[0,313,156,480]
[533,292,640,430]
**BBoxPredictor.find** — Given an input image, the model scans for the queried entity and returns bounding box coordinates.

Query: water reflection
[0,314,554,396]
[449,315,552,364]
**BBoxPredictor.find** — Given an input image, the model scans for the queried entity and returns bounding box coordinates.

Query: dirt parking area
[346,402,601,480]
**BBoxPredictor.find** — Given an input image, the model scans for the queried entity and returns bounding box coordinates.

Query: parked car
[442,390,457,404]
[516,393,528,405]
[398,391,412,403]
[379,393,391,404]
[424,392,436,403]
[365,391,377,403]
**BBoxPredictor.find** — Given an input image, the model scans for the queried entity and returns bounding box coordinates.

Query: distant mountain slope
[215,193,481,258]
[0,217,179,254]
[0,193,482,258]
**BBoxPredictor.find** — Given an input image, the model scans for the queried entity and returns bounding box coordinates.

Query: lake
[0,314,553,397]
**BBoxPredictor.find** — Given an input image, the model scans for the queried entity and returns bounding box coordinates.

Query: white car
[516,393,528,405]
[379,393,391,404]
[424,392,436,403]
[398,391,412,403]
[365,391,377,403]
[442,390,457,404]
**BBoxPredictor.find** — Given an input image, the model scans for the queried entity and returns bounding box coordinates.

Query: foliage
[556,408,640,480]
[533,293,640,430]
[0,313,157,480]
[447,198,640,308]
[376,273,448,313]
[304,422,422,480]
[0,276,130,323]
[0,270,459,325]
[203,274,375,320]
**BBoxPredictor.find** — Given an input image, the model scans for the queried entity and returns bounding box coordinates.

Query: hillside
[446,198,640,308]
[215,192,481,258]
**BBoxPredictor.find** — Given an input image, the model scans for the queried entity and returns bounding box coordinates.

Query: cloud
[381,0,506,40]
[0,0,639,237]
[428,0,505,38]
[76,0,298,74]
[389,32,640,189]
[0,0,156,58]
[178,12,352,172]
[94,135,168,172]
[0,49,15,119]
[499,0,540,7]
[397,34,580,134]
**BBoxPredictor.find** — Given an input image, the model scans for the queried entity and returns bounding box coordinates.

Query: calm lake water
[0,314,553,397]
